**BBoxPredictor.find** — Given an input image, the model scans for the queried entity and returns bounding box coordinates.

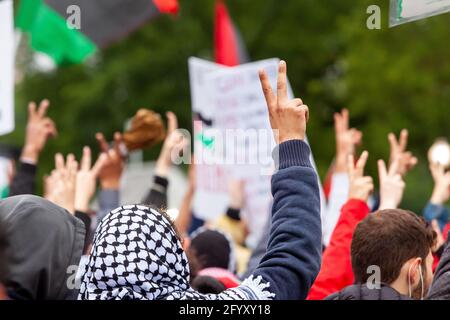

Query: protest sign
[0,0,15,135]
[390,0,450,27]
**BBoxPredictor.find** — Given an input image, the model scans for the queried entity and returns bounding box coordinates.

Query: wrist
[21,145,40,164]
[335,154,348,173]
[379,200,398,210]
[74,197,89,213]
[279,134,305,144]
[100,178,120,190]
[430,187,448,205]
[65,203,76,215]
[154,161,170,177]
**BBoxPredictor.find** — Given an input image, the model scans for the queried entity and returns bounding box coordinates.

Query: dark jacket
[9,162,37,196]
[427,231,450,300]
[325,283,411,300]
[0,195,85,300]
[252,140,322,300]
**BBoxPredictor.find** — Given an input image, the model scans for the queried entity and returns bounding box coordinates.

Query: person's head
[187,227,236,278]
[351,209,436,299]
[0,195,85,300]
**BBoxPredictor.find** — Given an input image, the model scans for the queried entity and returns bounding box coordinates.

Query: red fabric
[307,199,370,300]
[214,0,240,66]
[198,267,240,289]
[152,0,179,15]
[444,223,450,240]
[432,222,450,271]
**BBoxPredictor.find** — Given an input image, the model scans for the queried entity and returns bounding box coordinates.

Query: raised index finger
[166,111,178,135]
[399,129,408,151]
[259,69,276,110]
[28,101,37,119]
[81,146,92,171]
[96,133,110,153]
[355,151,369,176]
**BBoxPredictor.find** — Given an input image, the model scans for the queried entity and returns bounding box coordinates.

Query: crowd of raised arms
[0,61,449,300]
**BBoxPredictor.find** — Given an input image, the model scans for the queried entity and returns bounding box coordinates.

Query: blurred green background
[1,0,449,212]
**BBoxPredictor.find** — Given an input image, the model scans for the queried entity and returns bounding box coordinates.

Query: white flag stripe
[0,0,15,135]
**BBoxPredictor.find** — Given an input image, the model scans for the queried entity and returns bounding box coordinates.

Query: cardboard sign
[390,0,450,27]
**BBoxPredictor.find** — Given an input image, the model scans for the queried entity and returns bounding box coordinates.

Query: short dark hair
[351,209,436,284]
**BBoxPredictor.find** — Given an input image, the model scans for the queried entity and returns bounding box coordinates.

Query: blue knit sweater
[252,139,322,300]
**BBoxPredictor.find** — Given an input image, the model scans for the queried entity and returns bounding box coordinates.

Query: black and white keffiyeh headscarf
[78,205,274,300]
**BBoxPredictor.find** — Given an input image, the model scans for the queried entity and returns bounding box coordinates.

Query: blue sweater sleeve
[252,140,322,300]
[423,202,449,231]
[97,189,120,222]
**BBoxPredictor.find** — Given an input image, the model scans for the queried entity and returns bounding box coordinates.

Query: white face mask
[408,263,424,300]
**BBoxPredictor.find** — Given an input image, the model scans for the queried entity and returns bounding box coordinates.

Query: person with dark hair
[188,227,236,278]
[327,208,436,300]
[78,61,322,300]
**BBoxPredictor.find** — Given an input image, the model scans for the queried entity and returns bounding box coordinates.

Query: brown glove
[122,109,166,151]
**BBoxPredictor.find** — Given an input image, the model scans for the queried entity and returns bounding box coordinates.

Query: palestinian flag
[16,0,179,65]
[214,0,249,66]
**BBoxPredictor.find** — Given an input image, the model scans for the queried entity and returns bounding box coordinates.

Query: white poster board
[0,0,15,135]
[390,0,450,27]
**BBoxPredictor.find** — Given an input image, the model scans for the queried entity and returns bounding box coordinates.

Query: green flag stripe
[16,0,96,65]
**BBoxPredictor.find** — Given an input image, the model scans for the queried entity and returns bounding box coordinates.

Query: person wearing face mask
[326,209,436,300]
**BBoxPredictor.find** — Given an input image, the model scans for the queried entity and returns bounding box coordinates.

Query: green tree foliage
[2,0,449,211]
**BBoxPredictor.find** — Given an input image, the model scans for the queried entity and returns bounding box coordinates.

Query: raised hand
[75,147,107,212]
[155,111,188,177]
[378,157,406,210]
[21,100,58,163]
[96,132,125,190]
[429,162,450,205]
[259,60,309,143]
[388,129,418,176]
[45,153,78,214]
[347,151,373,202]
[334,109,362,173]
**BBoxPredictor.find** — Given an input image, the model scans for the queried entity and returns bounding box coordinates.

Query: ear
[409,258,422,286]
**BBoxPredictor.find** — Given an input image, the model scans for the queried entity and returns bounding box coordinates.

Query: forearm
[252,140,322,300]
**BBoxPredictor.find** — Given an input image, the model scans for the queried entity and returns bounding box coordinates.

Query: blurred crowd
[0,61,449,300]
